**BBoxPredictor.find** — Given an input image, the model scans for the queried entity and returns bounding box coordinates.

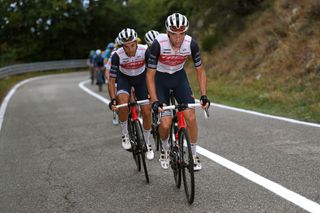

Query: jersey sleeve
[110,53,120,78]
[145,48,150,64]
[190,39,202,67]
[147,40,160,70]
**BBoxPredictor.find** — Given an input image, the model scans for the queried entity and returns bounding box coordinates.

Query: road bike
[160,102,209,204]
[116,99,150,183]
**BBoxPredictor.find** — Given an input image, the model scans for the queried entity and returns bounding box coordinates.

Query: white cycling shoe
[159,149,170,169]
[146,144,154,160]
[122,134,131,150]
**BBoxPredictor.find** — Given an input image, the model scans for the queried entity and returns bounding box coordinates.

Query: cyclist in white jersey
[108,28,154,160]
[146,13,210,170]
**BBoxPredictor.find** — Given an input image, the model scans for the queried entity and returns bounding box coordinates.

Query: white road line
[78,80,110,105]
[212,103,320,128]
[197,147,320,213]
[0,76,49,132]
[78,79,320,213]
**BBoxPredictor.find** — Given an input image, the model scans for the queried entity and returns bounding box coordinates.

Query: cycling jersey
[110,44,150,78]
[148,33,202,74]
[110,44,150,100]
[94,55,104,67]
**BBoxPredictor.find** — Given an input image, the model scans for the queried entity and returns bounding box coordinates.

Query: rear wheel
[151,113,161,151]
[179,128,195,204]
[134,120,149,183]
[170,121,181,188]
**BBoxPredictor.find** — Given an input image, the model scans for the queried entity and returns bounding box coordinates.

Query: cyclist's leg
[173,70,201,170]
[133,73,154,160]
[116,73,131,149]
[155,72,174,168]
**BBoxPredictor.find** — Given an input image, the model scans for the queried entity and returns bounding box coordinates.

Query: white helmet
[115,36,122,46]
[95,49,102,55]
[165,13,189,33]
[144,30,159,46]
[118,28,138,44]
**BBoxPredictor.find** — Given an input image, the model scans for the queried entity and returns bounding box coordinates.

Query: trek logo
[159,55,188,66]
[120,60,145,69]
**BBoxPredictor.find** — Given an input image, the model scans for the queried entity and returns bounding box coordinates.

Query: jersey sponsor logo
[120,60,145,69]
[159,54,188,66]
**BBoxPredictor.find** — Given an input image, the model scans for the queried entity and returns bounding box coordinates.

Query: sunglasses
[169,26,186,33]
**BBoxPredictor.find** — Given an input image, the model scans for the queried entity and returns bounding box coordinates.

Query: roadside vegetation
[1,0,319,123]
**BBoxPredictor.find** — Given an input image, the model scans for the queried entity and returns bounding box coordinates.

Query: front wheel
[170,120,181,188]
[134,120,149,183]
[179,128,195,204]
[128,119,141,171]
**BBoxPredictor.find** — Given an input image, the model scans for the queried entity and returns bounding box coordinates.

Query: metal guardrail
[0,59,87,79]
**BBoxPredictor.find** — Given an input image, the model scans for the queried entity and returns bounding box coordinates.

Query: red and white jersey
[156,33,192,74]
[110,44,148,77]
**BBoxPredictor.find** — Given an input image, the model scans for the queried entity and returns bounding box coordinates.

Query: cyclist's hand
[108,98,117,111]
[152,101,163,114]
[200,95,210,109]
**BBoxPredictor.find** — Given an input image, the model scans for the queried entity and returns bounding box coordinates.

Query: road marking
[78,79,320,213]
[212,103,320,128]
[0,76,48,132]
[197,147,320,213]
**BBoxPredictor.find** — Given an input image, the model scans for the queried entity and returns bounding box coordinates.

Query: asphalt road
[0,72,319,213]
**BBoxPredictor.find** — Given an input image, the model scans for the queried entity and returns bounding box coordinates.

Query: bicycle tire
[179,128,195,204]
[128,119,141,171]
[151,113,161,151]
[134,120,149,183]
[169,120,181,188]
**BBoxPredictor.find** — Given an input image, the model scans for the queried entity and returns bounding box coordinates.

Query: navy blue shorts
[116,71,148,100]
[155,70,195,105]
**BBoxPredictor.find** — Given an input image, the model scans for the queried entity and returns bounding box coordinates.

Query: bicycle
[116,99,150,183]
[159,102,209,204]
[151,90,176,151]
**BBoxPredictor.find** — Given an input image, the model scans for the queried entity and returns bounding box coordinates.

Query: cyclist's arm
[191,39,207,96]
[146,40,160,102]
[108,53,120,100]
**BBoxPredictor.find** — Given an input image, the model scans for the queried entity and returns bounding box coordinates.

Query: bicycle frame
[115,99,150,183]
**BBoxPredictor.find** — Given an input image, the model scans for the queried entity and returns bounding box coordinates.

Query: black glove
[108,98,117,110]
[200,95,210,108]
[151,101,163,114]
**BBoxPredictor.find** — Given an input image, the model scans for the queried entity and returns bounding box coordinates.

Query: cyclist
[146,13,210,170]
[144,30,159,47]
[108,28,154,160]
[87,50,96,85]
[104,43,115,64]
[106,36,122,125]
[93,49,105,88]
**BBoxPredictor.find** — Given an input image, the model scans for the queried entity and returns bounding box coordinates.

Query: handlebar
[115,99,149,109]
[161,103,210,119]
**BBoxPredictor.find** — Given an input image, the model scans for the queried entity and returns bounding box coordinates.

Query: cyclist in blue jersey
[93,49,106,91]
[146,13,210,171]
[87,50,96,85]
[108,28,154,160]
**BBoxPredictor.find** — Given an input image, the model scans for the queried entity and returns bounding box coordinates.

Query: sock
[120,120,128,135]
[143,128,151,145]
[191,143,197,156]
[161,137,170,151]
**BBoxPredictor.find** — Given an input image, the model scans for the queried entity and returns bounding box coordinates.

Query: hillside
[188,0,320,123]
